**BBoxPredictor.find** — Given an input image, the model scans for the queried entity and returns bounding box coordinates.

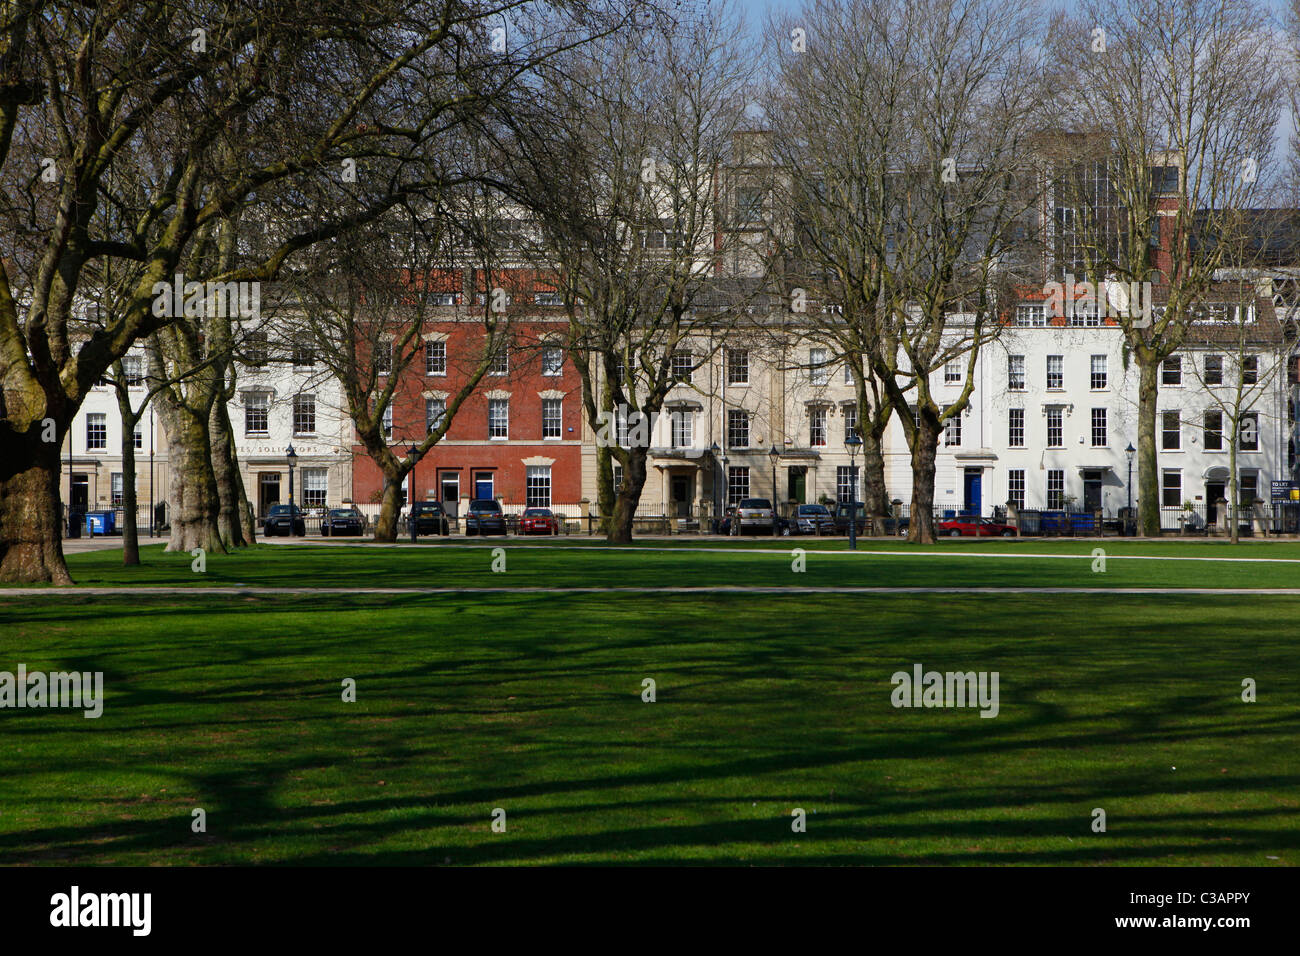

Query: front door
[258,472,280,517]
[70,474,89,514]
[788,466,807,505]
[1206,481,1226,526]
[474,471,494,500]
[963,468,982,516]
[670,474,692,518]
[1082,470,1103,512]
[440,471,460,516]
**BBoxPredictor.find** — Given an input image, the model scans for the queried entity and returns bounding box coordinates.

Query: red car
[519,508,561,536]
[937,516,1017,537]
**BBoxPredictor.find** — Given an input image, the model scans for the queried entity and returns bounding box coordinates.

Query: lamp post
[1125,442,1135,537]
[846,432,863,551]
[709,442,721,532]
[149,404,155,538]
[286,444,298,536]
[408,444,420,542]
[768,445,780,535]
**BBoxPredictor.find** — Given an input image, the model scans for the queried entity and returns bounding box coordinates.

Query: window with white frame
[836,465,858,503]
[1015,304,1046,327]
[843,361,854,385]
[86,413,107,450]
[1242,355,1258,385]
[1162,469,1182,507]
[245,331,268,367]
[1007,469,1025,509]
[542,346,564,376]
[810,348,829,385]
[111,472,124,507]
[1203,409,1223,450]
[943,409,961,446]
[526,465,551,507]
[671,350,693,384]
[1008,408,1024,447]
[727,408,749,448]
[1161,410,1180,450]
[490,347,509,375]
[302,468,327,508]
[843,404,858,443]
[1008,354,1025,390]
[1240,473,1259,506]
[488,398,509,438]
[727,348,749,385]
[1204,354,1223,385]
[1046,354,1063,389]
[123,355,145,386]
[381,403,393,439]
[671,408,692,448]
[133,424,143,450]
[426,341,446,375]
[542,398,562,439]
[1046,469,1065,509]
[1162,355,1182,385]
[612,462,624,494]
[944,359,962,383]
[375,340,392,374]
[1046,407,1063,447]
[292,336,315,368]
[1090,354,1107,389]
[245,392,269,435]
[810,406,827,446]
[426,397,446,434]
[1091,407,1107,446]
[1239,412,1259,451]
[727,466,750,505]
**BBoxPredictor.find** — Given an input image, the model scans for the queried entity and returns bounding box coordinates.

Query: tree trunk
[1229,424,1239,545]
[209,399,247,550]
[157,400,226,554]
[120,417,141,566]
[861,429,889,535]
[373,471,407,541]
[0,433,73,584]
[607,451,647,544]
[909,419,940,544]
[1136,359,1161,537]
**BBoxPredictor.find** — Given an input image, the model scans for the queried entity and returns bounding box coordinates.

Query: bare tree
[0,0,623,583]
[1047,0,1287,536]
[509,1,760,542]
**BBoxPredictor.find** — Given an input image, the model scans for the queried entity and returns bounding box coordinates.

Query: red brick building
[349,271,583,517]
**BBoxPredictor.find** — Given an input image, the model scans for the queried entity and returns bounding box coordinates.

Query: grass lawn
[0,543,1296,865]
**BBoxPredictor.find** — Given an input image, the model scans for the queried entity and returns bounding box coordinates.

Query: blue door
[963,469,982,516]
[474,472,494,500]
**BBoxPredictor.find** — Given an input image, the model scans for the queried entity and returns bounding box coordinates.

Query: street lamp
[1125,442,1136,537]
[709,442,721,532]
[408,444,421,542]
[286,444,298,536]
[845,432,863,551]
[768,444,780,536]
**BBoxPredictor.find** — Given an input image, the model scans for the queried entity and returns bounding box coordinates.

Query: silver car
[734,497,775,535]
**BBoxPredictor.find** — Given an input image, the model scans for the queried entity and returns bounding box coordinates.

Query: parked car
[408,500,451,537]
[831,501,869,535]
[520,507,561,535]
[465,498,508,536]
[732,498,776,535]
[263,503,306,537]
[937,516,1017,537]
[791,503,835,535]
[321,506,365,537]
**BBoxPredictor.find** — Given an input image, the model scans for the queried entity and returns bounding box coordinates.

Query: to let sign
[1270,480,1299,502]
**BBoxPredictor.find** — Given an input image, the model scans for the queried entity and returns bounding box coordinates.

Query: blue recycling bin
[86,510,116,535]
